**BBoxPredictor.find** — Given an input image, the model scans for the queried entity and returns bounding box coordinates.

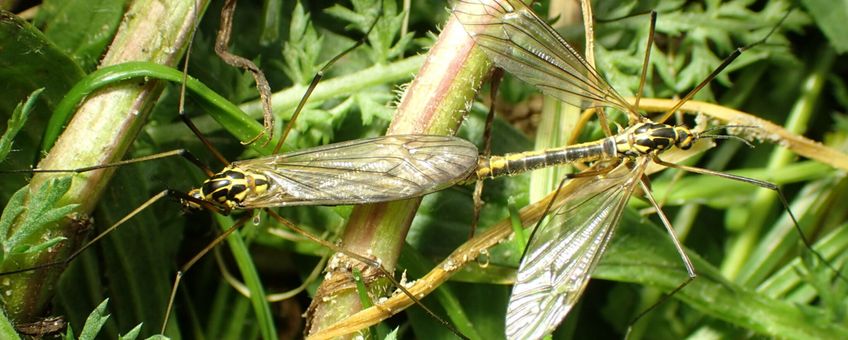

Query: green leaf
[64,323,75,340]
[326,0,412,64]
[0,307,21,340]
[0,11,85,203]
[0,184,28,253]
[383,327,399,340]
[118,323,142,340]
[2,177,77,257]
[594,210,848,338]
[78,299,111,340]
[144,335,170,340]
[34,0,127,71]
[259,0,282,45]
[801,0,848,53]
[0,88,42,162]
[0,10,84,117]
[281,1,322,85]
[7,178,76,251]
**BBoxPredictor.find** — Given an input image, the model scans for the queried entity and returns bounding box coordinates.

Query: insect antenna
[698,125,759,148]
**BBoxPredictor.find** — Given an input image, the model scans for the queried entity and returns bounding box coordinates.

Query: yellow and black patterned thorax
[615,122,696,157]
[193,166,270,210]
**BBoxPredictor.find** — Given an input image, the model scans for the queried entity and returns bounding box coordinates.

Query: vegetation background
[0,0,847,339]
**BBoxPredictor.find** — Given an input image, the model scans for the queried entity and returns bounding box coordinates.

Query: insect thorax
[192,167,270,210]
[616,122,697,157]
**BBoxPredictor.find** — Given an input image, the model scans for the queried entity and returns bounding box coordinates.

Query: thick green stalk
[3,0,208,326]
[305,5,493,336]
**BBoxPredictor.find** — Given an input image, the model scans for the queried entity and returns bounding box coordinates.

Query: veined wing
[235,135,478,207]
[453,0,633,113]
[506,158,649,340]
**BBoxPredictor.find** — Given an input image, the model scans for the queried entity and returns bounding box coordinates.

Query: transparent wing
[506,159,648,340]
[234,135,478,207]
[453,0,633,113]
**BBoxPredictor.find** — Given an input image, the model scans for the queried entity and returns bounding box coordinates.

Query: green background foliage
[1,0,847,339]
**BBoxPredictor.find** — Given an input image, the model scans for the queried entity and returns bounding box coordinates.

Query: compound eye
[676,129,694,150]
[182,189,204,211]
[188,188,203,200]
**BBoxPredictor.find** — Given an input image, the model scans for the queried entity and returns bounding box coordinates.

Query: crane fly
[455,0,838,339]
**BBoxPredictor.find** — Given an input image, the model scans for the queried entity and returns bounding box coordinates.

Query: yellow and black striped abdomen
[476,138,617,179]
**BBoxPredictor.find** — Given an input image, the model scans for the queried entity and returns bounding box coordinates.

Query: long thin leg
[633,11,656,113]
[177,0,231,166]
[0,190,179,276]
[657,11,792,123]
[273,0,385,154]
[162,214,251,334]
[13,149,214,177]
[625,177,696,335]
[652,155,847,283]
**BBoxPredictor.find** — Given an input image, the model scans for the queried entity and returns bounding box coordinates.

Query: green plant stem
[44,62,273,155]
[242,54,426,120]
[212,214,275,340]
[721,47,836,283]
[149,54,426,144]
[305,7,493,336]
[2,0,209,328]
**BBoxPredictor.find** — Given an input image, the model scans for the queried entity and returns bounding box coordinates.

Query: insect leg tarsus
[624,177,697,333]
[639,177,696,277]
[653,155,847,283]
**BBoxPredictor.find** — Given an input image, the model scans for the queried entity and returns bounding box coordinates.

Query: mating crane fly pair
[0,0,837,339]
